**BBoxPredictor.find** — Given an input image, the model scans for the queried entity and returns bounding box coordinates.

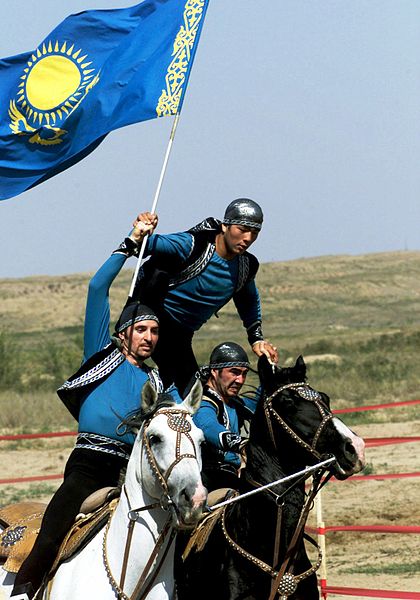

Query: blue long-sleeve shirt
[78,253,180,444]
[145,232,261,332]
[193,388,260,469]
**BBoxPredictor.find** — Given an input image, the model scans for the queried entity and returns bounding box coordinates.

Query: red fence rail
[334,398,420,414]
[324,398,419,598]
[0,431,76,441]
[321,585,420,599]
[308,524,420,535]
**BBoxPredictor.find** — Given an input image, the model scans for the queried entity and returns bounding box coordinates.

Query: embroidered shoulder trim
[58,348,125,391]
[187,232,195,259]
[146,366,164,392]
[236,255,250,292]
[202,396,220,413]
[169,242,215,287]
[202,389,229,428]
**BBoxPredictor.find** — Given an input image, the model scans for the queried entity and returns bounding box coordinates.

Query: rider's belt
[75,432,131,460]
[204,463,238,476]
[219,463,239,475]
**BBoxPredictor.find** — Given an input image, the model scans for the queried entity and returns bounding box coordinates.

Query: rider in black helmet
[130,199,278,396]
[194,341,268,491]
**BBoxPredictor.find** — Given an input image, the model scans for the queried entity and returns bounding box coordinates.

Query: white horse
[1,380,207,600]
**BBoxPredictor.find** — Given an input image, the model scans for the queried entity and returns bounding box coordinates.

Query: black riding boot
[10,581,35,600]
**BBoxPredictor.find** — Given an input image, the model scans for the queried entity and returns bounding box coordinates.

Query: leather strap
[270,504,283,597]
[267,472,330,600]
[130,520,174,600]
[120,519,135,591]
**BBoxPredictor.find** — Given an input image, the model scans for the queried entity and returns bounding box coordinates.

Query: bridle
[141,407,200,509]
[264,382,334,461]
[103,407,201,600]
[222,382,334,600]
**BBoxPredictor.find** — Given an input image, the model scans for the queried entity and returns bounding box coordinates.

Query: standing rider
[131,198,278,395]
[11,216,172,600]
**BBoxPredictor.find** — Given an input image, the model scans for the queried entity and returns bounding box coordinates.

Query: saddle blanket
[0,488,119,574]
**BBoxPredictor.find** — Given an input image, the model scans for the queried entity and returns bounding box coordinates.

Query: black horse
[175,356,365,600]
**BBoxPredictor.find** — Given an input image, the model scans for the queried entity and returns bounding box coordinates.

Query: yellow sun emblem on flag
[9,40,100,145]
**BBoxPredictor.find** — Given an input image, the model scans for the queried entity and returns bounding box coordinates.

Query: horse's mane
[120,392,177,433]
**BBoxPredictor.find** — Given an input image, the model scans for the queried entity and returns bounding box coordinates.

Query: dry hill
[1,250,420,410]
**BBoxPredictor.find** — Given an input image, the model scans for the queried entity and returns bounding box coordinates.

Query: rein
[103,407,199,600]
[208,457,336,511]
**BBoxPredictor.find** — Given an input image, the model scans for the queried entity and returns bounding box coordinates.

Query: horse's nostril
[182,487,200,505]
[344,441,356,458]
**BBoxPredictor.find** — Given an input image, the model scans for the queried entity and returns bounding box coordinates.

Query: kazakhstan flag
[0,0,209,200]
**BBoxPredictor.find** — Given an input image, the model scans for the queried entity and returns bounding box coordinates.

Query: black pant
[13,448,127,594]
[202,465,240,492]
[151,311,198,397]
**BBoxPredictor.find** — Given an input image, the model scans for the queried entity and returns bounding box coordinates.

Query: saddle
[182,487,238,559]
[0,487,120,574]
[207,487,234,508]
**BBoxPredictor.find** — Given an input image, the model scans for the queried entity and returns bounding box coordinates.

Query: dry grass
[1,250,420,424]
[2,249,420,337]
[0,390,75,432]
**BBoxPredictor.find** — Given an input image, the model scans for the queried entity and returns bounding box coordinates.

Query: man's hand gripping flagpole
[128,113,180,299]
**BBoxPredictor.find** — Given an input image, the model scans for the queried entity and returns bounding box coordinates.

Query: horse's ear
[141,380,158,413]
[183,379,203,414]
[295,355,307,380]
[258,354,276,385]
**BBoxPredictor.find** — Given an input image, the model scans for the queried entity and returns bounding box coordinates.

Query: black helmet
[222,198,263,231]
[115,302,159,333]
[209,342,250,370]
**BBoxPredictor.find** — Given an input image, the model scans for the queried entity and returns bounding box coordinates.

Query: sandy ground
[307,420,420,598]
[1,421,419,599]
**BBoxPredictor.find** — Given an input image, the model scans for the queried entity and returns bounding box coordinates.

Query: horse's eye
[149,434,162,445]
[282,397,297,412]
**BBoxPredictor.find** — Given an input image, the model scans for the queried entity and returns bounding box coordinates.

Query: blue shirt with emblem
[193,388,261,469]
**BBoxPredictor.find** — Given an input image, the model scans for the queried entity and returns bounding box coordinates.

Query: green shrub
[0,329,19,390]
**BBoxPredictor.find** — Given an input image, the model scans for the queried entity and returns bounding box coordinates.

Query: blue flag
[0,0,209,200]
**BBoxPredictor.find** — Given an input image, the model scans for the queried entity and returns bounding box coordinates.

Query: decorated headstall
[263,382,333,460]
[141,408,199,506]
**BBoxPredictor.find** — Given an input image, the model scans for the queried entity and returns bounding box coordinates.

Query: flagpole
[128,113,180,299]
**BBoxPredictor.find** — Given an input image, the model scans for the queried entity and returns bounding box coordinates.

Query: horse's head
[129,380,207,529]
[258,355,365,480]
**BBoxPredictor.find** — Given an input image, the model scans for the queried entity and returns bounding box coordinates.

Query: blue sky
[1,0,419,278]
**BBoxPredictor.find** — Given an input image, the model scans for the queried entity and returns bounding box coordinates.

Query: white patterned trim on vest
[169,242,216,288]
[59,347,125,391]
[146,366,164,392]
[236,255,250,292]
